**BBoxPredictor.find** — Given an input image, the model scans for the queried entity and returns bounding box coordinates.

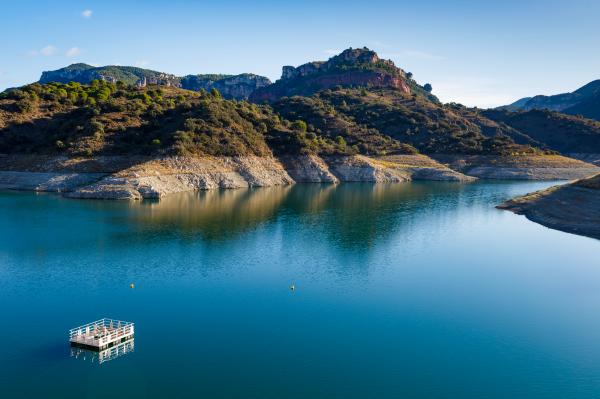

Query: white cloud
[28,45,58,57]
[66,47,81,57]
[323,49,341,56]
[81,9,93,18]
[135,60,150,67]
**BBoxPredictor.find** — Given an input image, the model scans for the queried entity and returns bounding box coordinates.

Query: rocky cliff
[180,73,271,100]
[250,47,414,102]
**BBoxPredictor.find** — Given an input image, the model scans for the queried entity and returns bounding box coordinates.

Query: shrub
[291,120,307,132]
[16,99,35,113]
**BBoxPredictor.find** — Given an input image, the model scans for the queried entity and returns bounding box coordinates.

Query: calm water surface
[1,181,600,399]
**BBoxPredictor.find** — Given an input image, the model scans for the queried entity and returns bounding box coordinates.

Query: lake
[1,181,600,399]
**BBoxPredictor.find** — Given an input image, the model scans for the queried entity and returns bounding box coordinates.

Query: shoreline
[498,174,600,240]
[1,153,598,200]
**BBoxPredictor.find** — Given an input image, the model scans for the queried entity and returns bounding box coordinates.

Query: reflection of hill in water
[284,183,471,250]
[125,182,475,249]
[128,186,292,241]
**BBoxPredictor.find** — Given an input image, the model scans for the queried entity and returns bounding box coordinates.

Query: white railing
[69,318,134,347]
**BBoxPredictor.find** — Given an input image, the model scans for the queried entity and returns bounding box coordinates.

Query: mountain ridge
[39,64,271,100]
[501,80,600,121]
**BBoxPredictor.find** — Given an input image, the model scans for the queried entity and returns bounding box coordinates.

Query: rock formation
[250,47,412,102]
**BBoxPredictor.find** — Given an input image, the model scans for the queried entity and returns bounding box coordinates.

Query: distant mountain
[39,63,181,87]
[482,108,600,154]
[250,47,437,103]
[39,64,271,100]
[501,80,600,120]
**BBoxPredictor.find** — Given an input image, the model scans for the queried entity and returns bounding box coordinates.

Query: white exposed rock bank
[1,152,598,200]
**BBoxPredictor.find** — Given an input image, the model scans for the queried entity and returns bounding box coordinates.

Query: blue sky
[1,0,599,107]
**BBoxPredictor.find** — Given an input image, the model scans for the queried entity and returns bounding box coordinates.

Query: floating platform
[69,318,134,350]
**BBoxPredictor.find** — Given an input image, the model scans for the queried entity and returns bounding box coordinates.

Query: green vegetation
[2,79,589,159]
[39,64,179,86]
[482,109,600,153]
[273,88,541,155]
[0,82,283,156]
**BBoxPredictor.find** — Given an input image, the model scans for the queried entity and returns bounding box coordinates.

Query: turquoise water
[1,181,600,398]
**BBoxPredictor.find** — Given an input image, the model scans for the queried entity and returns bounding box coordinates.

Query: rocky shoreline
[0,153,599,200]
[498,174,600,240]
[431,154,600,180]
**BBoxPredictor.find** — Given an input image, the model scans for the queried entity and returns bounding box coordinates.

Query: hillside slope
[482,109,600,153]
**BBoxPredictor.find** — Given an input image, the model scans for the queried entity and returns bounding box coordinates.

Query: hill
[250,47,437,103]
[501,80,600,121]
[39,63,181,87]
[39,64,271,100]
[0,81,286,157]
[272,87,540,155]
[482,108,600,154]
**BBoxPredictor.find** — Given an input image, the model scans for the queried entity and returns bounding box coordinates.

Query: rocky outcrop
[67,156,295,200]
[281,154,473,184]
[498,173,600,240]
[250,47,412,102]
[432,154,600,180]
[7,152,597,202]
[0,153,474,200]
[279,155,339,183]
[180,73,272,100]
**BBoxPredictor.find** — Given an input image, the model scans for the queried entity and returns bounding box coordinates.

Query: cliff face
[250,47,412,102]
[180,73,271,99]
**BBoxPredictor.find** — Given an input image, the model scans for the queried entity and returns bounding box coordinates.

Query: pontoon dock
[69,318,134,350]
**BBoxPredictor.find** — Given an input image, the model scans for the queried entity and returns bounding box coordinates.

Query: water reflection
[124,183,474,249]
[70,338,135,365]
[1,181,554,259]
[128,186,292,241]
